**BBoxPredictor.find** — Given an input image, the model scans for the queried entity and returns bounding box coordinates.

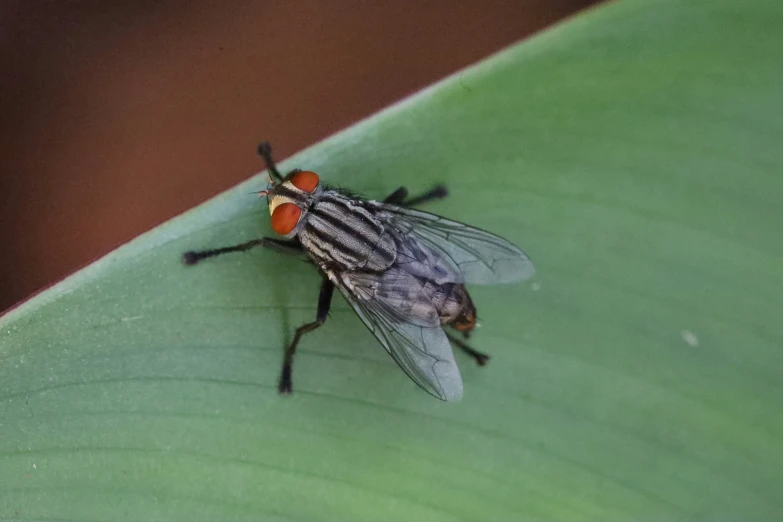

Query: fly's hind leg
[445,331,490,366]
[182,238,304,265]
[384,185,448,207]
[279,277,335,395]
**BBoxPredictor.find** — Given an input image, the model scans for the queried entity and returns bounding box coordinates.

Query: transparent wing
[335,268,463,401]
[374,202,535,285]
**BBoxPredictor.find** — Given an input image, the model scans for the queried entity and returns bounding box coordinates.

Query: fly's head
[257,170,321,238]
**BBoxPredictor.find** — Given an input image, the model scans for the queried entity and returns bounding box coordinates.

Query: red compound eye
[290,171,319,192]
[271,203,302,235]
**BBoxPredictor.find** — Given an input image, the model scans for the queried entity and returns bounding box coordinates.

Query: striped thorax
[265,171,397,272]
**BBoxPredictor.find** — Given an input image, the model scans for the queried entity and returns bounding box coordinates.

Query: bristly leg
[257,141,283,183]
[402,184,448,207]
[182,238,304,265]
[279,277,335,394]
[445,331,490,366]
[383,185,449,207]
[383,187,409,205]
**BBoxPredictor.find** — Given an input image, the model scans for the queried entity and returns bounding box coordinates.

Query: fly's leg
[404,185,448,207]
[182,238,303,265]
[384,185,449,207]
[383,187,409,205]
[257,141,284,183]
[445,331,490,366]
[279,278,335,395]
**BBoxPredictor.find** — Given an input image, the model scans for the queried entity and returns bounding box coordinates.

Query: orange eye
[290,171,319,192]
[271,203,302,235]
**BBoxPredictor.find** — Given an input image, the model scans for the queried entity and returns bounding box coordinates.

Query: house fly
[183,142,535,401]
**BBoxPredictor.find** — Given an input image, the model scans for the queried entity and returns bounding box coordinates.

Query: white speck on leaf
[681,330,699,347]
[531,282,541,291]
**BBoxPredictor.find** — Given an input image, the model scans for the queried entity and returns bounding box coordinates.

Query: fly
[183,142,535,401]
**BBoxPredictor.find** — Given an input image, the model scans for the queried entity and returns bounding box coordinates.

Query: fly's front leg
[384,185,449,207]
[279,277,335,395]
[258,141,304,181]
[182,238,303,265]
[257,141,284,183]
[445,331,490,366]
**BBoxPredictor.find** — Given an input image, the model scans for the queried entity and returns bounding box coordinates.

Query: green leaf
[2,0,782,519]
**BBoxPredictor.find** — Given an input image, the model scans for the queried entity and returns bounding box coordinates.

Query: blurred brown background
[0,0,597,312]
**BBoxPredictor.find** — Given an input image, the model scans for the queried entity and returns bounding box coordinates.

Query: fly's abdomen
[300,193,396,271]
[433,282,477,332]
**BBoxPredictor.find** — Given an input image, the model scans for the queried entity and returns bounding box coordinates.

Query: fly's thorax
[297,190,397,272]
